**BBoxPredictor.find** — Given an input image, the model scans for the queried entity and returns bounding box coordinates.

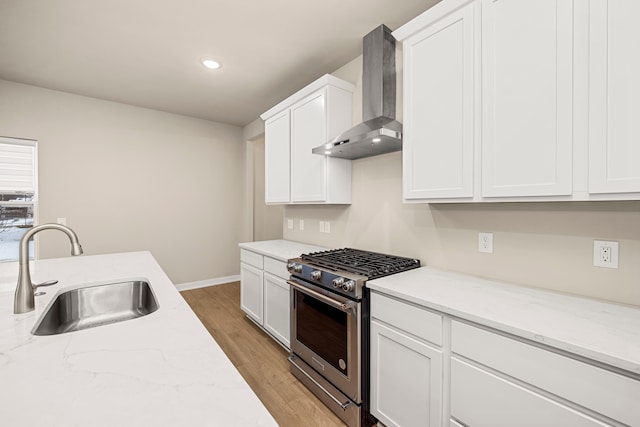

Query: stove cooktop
[301,248,420,280]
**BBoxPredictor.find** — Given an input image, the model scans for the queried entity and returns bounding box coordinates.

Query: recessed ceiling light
[201,58,222,70]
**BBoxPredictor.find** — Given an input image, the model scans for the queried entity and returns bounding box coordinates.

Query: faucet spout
[14,223,83,314]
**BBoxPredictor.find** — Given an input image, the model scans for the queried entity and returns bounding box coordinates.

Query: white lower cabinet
[450,358,607,427]
[370,293,443,427]
[371,320,443,427]
[240,261,263,324]
[450,320,640,427]
[263,272,290,348]
[369,292,640,427]
[239,248,291,349]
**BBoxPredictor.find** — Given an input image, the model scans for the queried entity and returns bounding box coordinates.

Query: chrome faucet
[13,223,83,314]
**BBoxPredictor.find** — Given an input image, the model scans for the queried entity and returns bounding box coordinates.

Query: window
[0,137,37,262]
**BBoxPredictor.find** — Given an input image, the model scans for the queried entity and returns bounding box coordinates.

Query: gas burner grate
[301,248,420,279]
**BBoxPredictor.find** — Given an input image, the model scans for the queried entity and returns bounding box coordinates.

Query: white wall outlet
[287,218,294,230]
[299,219,304,231]
[318,221,331,233]
[593,240,619,269]
[478,232,493,253]
[56,217,67,226]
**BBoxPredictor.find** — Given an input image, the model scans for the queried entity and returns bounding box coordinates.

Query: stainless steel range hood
[313,25,402,160]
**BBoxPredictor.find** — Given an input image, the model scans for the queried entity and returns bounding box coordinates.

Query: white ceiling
[0,0,440,127]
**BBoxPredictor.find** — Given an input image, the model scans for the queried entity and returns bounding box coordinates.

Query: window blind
[0,139,36,194]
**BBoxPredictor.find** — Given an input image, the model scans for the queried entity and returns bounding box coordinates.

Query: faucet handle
[33,280,58,289]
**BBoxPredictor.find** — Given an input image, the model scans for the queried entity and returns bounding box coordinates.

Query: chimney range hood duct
[313,25,402,160]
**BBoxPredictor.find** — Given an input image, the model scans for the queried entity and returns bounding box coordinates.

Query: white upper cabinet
[396,0,640,202]
[261,75,354,205]
[588,0,640,195]
[400,0,476,200]
[264,109,291,203]
[290,91,327,202]
[481,0,573,198]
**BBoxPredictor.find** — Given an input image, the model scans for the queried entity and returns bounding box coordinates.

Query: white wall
[0,79,249,285]
[282,57,640,307]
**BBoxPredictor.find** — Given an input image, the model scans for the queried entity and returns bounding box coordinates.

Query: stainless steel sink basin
[32,280,159,336]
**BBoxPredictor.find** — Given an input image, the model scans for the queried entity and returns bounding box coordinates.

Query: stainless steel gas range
[286,248,420,427]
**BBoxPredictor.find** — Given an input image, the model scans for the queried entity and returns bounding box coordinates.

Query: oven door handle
[289,355,352,411]
[288,280,357,313]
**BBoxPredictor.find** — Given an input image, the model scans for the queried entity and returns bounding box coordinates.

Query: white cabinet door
[263,272,290,348]
[451,320,640,426]
[261,74,353,205]
[370,320,442,427]
[264,109,291,203]
[588,0,640,194]
[240,262,264,324]
[451,358,609,427]
[481,0,573,197]
[290,90,327,202]
[403,1,475,200]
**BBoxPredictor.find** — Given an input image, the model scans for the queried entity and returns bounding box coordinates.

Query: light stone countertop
[239,239,327,262]
[0,251,277,427]
[367,267,640,376]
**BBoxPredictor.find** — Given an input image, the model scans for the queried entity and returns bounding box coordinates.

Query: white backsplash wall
[283,55,640,307]
[283,151,640,306]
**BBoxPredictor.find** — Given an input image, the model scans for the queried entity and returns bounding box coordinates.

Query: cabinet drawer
[240,249,263,269]
[371,292,442,346]
[264,257,288,280]
[452,321,640,426]
[451,358,608,427]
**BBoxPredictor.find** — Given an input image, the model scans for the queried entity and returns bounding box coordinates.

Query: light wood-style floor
[181,282,345,427]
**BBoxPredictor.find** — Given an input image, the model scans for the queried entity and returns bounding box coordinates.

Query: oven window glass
[295,290,348,375]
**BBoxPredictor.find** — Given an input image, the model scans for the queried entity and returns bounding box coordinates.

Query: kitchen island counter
[0,251,276,426]
[368,267,640,376]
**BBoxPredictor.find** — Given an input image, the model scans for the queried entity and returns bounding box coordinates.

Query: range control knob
[342,280,355,292]
[311,270,322,281]
[332,277,345,289]
[287,262,302,273]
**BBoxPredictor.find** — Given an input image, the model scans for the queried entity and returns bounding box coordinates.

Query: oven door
[289,278,361,402]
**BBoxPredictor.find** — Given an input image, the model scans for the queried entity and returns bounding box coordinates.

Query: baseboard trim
[175,274,240,291]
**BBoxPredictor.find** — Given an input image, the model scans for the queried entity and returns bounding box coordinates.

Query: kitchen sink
[32,280,159,336]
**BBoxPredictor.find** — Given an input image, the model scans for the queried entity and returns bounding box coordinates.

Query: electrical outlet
[318,221,331,233]
[478,232,493,253]
[299,219,304,231]
[593,240,619,269]
[287,219,294,230]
